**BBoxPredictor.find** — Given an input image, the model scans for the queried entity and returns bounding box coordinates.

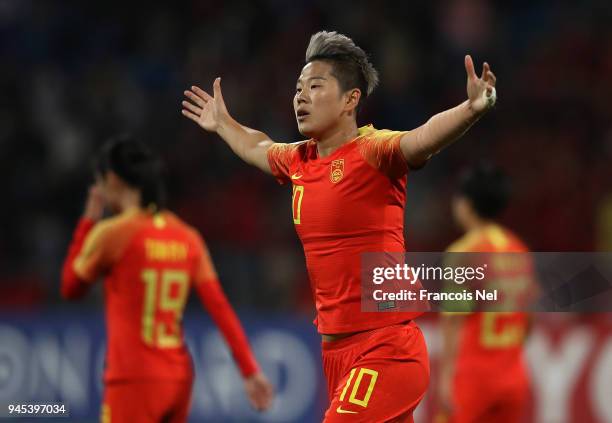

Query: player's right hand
[243,371,274,412]
[182,78,230,133]
[83,184,105,221]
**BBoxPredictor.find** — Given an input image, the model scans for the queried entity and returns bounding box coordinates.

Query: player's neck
[117,190,141,214]
[315,121,359,158]
[465,218,495,233]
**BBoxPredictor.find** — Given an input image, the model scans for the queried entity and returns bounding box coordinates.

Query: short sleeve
[73,221,114,282]
[358,129,409,178]
[192,233,219,284]
[267,142,301,185]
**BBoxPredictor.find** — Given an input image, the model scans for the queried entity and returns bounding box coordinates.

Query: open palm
[182,77,229,133]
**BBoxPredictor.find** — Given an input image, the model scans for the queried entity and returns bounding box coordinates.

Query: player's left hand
[243,371,274,412]
[465,55,497,115]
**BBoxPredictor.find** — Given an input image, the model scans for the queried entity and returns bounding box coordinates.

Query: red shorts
[101,378,193,423]
[322,321,430,423]
[450,367,528,423]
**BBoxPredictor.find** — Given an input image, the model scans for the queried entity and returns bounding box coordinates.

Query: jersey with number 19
[73,209,214,382]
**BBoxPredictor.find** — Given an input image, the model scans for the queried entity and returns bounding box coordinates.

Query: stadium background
[1,1,611,422]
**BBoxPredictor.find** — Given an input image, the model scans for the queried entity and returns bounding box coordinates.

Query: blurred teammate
[61,137,273,423]
[437,164,533,423]
[182,31,497,421]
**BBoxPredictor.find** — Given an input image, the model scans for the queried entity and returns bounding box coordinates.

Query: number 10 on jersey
[292,185,304,224]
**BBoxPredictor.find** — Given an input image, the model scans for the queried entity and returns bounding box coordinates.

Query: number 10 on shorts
[340,367,379,408]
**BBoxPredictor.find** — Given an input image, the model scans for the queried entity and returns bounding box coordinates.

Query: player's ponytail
[96,135,167,211]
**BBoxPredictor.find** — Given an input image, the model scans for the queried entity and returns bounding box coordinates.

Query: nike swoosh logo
[291,173,303,180]
[336,406,357,414]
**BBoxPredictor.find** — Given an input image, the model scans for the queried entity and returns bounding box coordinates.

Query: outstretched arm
[182,78,276,174]
[400,55,497,168]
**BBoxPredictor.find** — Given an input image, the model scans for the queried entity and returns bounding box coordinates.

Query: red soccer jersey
[446,224,533,378]
[72,209,217,382]
[267,125,422,334]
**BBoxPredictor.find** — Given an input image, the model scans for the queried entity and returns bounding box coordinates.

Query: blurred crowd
[1,0,611,310]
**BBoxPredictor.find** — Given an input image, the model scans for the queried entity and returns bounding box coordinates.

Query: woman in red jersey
[437,164,534,423]
[61,137,273,423]
[182,31,496,422]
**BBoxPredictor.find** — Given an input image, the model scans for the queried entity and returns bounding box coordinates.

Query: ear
[344,88,362,112]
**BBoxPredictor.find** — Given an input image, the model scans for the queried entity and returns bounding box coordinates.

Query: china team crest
[330,159,344,183]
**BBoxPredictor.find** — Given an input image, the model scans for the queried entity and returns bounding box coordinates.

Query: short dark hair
[457,162,510,219]
[305,31,379,107]
[95,135,166,210]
